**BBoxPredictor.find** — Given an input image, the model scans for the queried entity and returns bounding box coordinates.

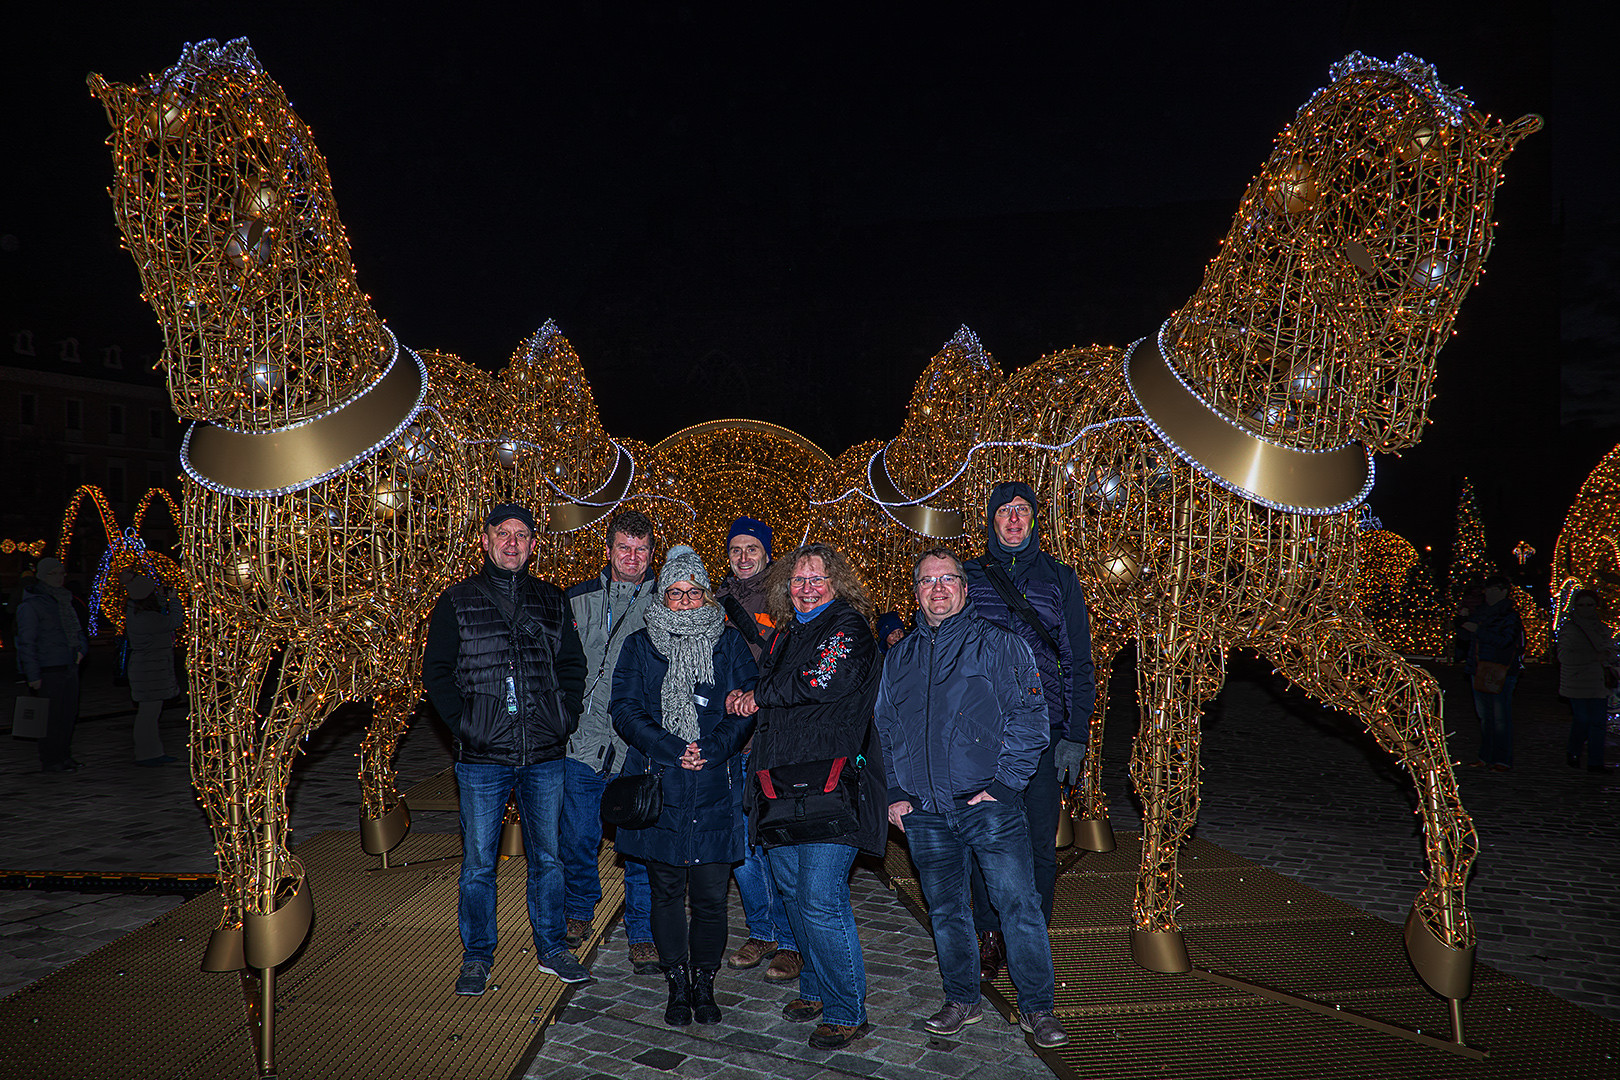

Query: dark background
[3,2,1611,583]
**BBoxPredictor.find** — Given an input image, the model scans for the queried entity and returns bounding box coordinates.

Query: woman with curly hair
[730,542,885,1051]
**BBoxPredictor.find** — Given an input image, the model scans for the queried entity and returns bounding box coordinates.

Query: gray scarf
[643,600,725,742]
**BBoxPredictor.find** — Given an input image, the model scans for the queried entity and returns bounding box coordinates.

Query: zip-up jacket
[610,625,758,865]
[874,603,1048,814]
[423,558,586,766]
[962,480,1095,743]
[566,565,658,774]
[746,598,888,855]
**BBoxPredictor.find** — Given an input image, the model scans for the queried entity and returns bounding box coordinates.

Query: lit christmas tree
[1448,478,1495,602]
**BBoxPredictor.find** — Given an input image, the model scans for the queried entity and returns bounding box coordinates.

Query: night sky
[4,2,1609,582]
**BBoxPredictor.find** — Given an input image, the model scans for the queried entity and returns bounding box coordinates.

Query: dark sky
[3,1,1607,578]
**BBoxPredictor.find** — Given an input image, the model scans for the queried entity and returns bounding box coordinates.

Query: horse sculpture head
[1164,52,1540,455]
[90,39,390,429]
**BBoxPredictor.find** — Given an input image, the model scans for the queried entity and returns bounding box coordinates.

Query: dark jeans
[767,842,866,1026]
[971,736,1057,930]
[1472,675,1517,767]
[36,666,79,768]
[1568,697,1609,768]
[560,756,654,941]
[645,860,731,969]
[904,795,1055,1012]
[455,759,566,964]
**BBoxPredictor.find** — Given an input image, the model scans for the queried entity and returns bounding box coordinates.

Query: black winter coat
[746,599,887,855]
[422,559,587,766]
[610,626,758,866]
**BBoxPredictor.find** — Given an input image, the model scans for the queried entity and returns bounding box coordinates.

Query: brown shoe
[565,918,593,948]
[764,948,803,982]
[808,1021,871,1050]
[628,940,661,975]
[978,930,1005,981]
[782,997,823,1022]
[728,937,778,969]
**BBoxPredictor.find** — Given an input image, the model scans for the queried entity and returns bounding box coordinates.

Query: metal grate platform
[890,830,1619,1079]
[0,828,626,1080]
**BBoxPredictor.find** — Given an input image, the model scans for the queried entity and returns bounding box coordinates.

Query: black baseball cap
[483,503,538,533]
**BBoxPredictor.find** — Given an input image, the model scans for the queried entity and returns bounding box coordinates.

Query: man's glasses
[994,504,1033,520]
[791,576,829,588]
[916,574,963,588]
[665,587,705,602]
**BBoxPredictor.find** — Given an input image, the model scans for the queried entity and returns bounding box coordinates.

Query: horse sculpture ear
[1500,112,1545,152]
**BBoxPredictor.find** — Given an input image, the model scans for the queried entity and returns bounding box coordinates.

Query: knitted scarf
[643,600,725,742]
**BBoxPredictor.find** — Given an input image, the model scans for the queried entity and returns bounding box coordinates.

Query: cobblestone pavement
[2,640,1615,1079]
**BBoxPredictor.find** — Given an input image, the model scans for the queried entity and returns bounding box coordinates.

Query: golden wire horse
[962,53,1540,1033]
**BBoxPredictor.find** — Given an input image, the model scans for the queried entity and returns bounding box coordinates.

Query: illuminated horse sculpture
[957,54,1539,1031]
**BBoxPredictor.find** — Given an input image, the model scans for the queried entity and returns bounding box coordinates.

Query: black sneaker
[454,960,490,996]
[538,950,593,984]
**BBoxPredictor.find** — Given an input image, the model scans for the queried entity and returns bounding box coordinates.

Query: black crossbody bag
[982,562,1063,675]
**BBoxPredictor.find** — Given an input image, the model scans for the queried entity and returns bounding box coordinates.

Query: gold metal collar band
[180,335,426,497]
[544,442,636,533]
[1124,331,1373,515]
[868,444,964,538]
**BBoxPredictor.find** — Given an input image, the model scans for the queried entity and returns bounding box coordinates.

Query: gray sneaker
[538,950,594,984]
[924,1000,983,1035]
[454,960,490,996]
[1019,1009,1069,1047]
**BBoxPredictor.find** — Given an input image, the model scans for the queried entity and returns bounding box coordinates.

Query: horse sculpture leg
[1073,621,1127,852]
[359,682,420,866]
[1128,633,1227,973]
[1264,617,1477,1006]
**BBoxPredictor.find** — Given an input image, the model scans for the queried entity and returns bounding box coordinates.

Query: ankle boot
[663,964,693,1027]
[690,966,721,1024]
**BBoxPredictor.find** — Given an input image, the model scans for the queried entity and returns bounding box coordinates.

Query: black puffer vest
[448,564,574,766]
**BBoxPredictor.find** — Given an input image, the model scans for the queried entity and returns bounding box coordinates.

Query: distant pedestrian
[1462,573,1525,772]
[123,575,184,766]
[875,612,906,655]
[15,557,88,773]
[1557,589,1616,772]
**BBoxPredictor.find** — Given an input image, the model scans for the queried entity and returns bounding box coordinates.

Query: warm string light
[91,41,1539,1007]
[0,539,48,556]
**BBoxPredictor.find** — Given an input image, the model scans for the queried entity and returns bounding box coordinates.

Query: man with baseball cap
[424,503,590,995]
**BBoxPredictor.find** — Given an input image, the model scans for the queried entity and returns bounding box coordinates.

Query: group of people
[1457,572,1617,774]
[423,481,1094,1052]
[14,557,182,771]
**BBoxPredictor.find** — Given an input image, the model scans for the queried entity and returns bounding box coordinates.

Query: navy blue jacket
[963,481,1095,743]
[1466,595,1526,676]
[874,603,1049,814]
[610,625,758,866]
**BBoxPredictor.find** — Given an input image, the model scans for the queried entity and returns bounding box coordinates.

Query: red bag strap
[823,757,847,792]
[756,769,777,799]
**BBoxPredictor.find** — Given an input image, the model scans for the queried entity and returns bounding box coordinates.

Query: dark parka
[422,559,587,766]
[610,625,758,866]
[746,598,887,856]
[874,604,1049,814]
[963,481,1095,743]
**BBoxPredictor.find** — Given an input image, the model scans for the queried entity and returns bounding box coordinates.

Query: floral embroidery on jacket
[803,631,852,688]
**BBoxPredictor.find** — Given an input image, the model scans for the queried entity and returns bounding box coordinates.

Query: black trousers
[970,736,1058,930]
[645,859,732,969]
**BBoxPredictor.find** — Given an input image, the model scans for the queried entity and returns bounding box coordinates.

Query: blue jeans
[971,735,1057,930]
[1568,697,1609,768]
[1472,675,1517,767]
[733,753,796,949]
[766,843,865,1026]
[903,796,1055,1012]
[456,759,566,963]
[560,756,653,941]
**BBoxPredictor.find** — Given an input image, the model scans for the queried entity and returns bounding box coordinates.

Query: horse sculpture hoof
[201,927,245,972]
[1131,927,1192,973]
[1073,816,1116,853]
[1403,906,1474,1001]
[360,799,411,856]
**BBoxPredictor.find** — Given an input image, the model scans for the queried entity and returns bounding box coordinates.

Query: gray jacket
[565,565,658,774]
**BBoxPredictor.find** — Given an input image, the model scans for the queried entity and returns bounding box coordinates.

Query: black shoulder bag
[601,761,663,830]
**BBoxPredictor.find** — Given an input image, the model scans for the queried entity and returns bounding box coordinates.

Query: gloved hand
[1054,738,1087,786]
